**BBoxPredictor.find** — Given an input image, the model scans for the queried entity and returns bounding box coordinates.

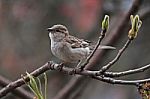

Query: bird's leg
[76,60,83,68]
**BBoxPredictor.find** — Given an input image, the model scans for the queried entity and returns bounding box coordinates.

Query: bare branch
[0,75,34,99]
[80,27,107,70]
[96,39,132,75]
[92,76,150,86]
[0,62,51,98]
[0,61,149,98]
[104,64,150,77]
[50,63,150,86]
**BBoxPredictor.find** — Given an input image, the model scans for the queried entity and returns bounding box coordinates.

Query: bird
[47,24,115,63]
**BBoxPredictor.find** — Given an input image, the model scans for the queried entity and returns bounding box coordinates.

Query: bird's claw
[68,67,82,75]
[57,63,64,71]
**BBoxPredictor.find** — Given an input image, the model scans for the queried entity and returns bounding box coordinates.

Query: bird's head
[47,24,69,41]
[47,24,69,35]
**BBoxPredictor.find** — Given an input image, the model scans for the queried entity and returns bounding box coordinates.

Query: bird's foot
[57,63,64,71]
[68,67,82,75]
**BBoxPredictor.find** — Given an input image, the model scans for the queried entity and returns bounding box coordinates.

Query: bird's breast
[50,41,90,63]
[51,41,73,62]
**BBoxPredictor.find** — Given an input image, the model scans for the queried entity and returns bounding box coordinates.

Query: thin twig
[80,29,106,69]
[104,64,150,77]
[92,76,150,86]
[96,39,132,76]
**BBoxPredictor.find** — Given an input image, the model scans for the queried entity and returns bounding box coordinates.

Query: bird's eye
[55,30,60,32]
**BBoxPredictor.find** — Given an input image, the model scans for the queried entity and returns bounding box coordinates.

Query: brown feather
[64,35,90,48]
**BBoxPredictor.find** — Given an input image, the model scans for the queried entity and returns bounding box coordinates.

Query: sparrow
[47,24,115,63]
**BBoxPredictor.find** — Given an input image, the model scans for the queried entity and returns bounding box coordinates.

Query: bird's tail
[98,45,116,50]
[89,45,116,50]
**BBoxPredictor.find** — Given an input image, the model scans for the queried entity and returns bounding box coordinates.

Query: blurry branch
[71,81,88,99]
[139,7,150,20]
[0,75,33,99]
[53,76,83,99]
[0,60,150,98]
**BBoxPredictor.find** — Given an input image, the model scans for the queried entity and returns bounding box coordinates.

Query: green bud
[130,15,134,25]
[132,15,139,33]
[138,20,142,29]
[102,15,109,31]
[128,15,142,39]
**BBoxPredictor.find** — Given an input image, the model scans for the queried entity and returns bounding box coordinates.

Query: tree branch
[0,75,34,99]
[0,61,149,98]
[80,29,106,69]
[0,62,51,98]
[96,39,132,75]
[104,64,150,77]
[92,76,150,86]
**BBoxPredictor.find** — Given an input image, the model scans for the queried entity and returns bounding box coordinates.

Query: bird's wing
[64,35,90,48]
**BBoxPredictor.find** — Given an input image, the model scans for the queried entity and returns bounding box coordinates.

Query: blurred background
[0,0,150,99]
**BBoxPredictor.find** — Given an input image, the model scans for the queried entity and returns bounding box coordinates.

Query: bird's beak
[47,28,54,32]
